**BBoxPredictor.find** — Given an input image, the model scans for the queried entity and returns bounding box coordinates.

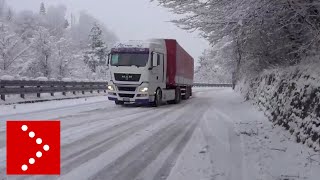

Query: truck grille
[119,94,135,98]
[117,86,136,92]
[114,73,141,82]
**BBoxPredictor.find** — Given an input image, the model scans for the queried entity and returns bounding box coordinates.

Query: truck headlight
[139,87,148,93]
[108,85,115,91]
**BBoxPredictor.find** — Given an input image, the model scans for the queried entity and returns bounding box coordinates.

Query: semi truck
[107,39,194,106]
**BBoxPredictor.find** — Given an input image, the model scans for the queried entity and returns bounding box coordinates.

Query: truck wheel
[185,87,190,99]
[168,87,181,104]
[182,87,187,100]
[176,87,181,103]
[153,89,162,107]
[182,87,190,100]
[115,100,124,105]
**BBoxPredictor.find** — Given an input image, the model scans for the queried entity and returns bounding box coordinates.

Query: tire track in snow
[13,103,189,180]
[91,100,206,180]
[200,106,245,180]
[60,106,184,174]
[60,106,154,132]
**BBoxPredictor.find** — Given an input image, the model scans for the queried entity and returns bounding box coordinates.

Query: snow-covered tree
[13,10,40,43]
[6,8,13,22]
[45,5,67,38]
[0,3,117,80]
[154,0,320,79]
[195,37,235,83]
[64,19,69,29]
[40,2,46,16]
[0,23,29,72]
[53,37,73,79]
[84,23,108,73]
[30,27,54,77]
[71,11,117,49]
[0,0,7,18]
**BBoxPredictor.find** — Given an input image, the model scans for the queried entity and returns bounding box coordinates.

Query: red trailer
[165,39,194,87]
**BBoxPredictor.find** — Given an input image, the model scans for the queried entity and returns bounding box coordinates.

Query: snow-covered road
[1,88,319,180]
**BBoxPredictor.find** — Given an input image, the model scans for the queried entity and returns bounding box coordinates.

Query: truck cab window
[111,53,149,67]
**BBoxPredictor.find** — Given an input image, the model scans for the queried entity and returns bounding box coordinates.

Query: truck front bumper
[108,96,150,104]
[107,91,154,105]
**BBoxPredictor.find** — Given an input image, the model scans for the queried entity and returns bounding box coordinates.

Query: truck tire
[185,86,190,99]
[153,89,162,107]
[182,86,190,100]
[115,100,124,105]
[168,87,181,104]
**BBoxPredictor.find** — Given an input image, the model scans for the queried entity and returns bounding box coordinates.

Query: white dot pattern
[21,125,28,131]
[21,126,51,171]
[36,138,42,144]
[21,164,28,171]
[43,145,50,151]
[36,151,42,158]
[29,158,35,165]
[29,131,35,138]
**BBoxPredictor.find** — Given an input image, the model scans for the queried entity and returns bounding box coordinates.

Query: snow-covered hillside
[239,63,320,150]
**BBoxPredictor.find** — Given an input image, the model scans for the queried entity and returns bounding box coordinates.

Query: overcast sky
[8,0,209,63]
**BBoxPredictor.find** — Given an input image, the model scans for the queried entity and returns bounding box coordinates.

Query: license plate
[123,97,130,102]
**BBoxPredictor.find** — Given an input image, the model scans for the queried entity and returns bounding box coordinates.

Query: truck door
[150,52,164,84]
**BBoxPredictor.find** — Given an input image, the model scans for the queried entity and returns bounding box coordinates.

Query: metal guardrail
[192,83,233,87]
[0,80,108,101]
[0,80,232,101]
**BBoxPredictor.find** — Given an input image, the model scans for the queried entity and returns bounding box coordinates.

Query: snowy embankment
[238,63,320,150]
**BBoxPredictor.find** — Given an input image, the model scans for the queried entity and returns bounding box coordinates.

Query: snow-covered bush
[239,63,320,150]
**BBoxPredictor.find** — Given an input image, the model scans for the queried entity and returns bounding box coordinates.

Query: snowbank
[238,63,320,150]
[0,75,14,80]
[35,77,49,81]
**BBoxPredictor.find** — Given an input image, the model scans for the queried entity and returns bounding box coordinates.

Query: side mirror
[152,52,157,67]
[107,53,111,66]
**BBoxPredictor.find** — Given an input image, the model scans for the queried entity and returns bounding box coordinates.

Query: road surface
[0,88,319,180]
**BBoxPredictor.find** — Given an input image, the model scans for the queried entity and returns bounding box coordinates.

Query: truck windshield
[111,53,149,67]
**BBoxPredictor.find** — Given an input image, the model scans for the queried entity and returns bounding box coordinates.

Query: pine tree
[6,8,12,21]
[64,19,69,29]
[40,2,46,15]
[84,23,108,73]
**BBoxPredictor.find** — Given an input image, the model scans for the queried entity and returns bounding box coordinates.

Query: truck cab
[107,39,193,106]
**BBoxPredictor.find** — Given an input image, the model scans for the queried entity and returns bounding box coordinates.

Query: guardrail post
[73,85,76,95]
[62,85,66,96]
[51,85,54,96]
[90,84,93,94]
[37,86,41,98]
[0,85,5,101]
[82,85,85,95]
[20,86,25,99]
